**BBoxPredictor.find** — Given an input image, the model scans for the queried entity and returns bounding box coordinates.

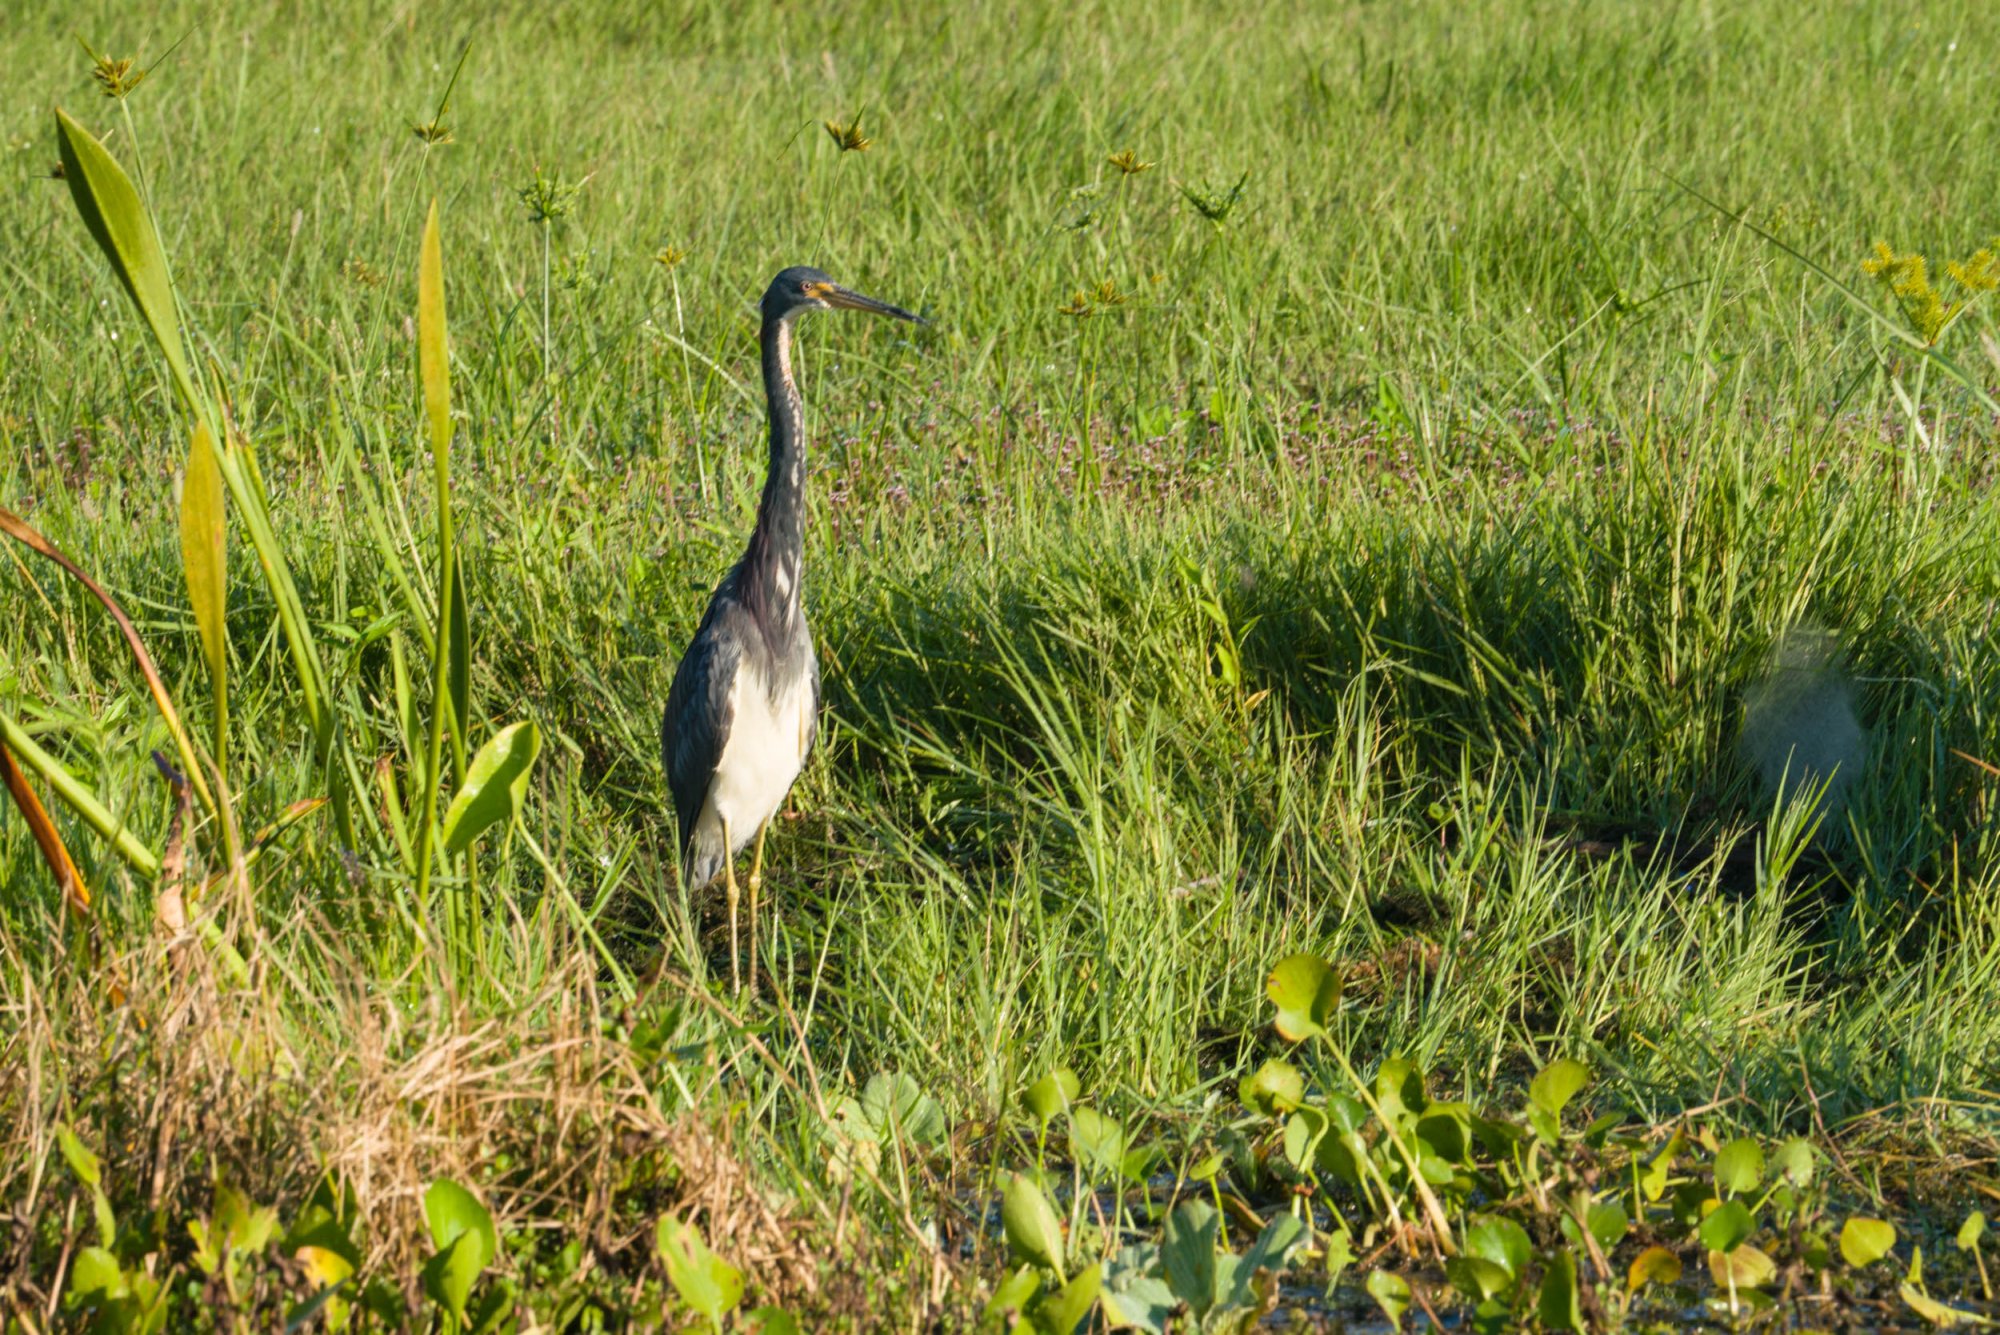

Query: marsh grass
[3,0,2000,1325]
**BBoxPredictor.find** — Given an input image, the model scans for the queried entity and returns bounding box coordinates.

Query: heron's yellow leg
[721,816,740,994]
[745,820,770,998]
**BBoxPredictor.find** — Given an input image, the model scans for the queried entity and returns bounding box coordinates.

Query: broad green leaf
[68,1246,123,1298]
[1031,1262,1101,1335]
[1001,1173,1067,1278]
[1365,1269,1410,1331]
[986,1266,1043,1325]
[1528,1058,1590,1118]
[1100,1273,1174,1333]
[1022,1067,1080,1124]
[181,422,228,732]
[214,1183,279,1255]
[1161,1200,1220,1317]
[1842,1216,1898,1268]
[54,109,195,407]
[419,198,450,461]
[421,1234,483,1323]
[57,1125,101,1187]
[1237,1212,1307,1286]
[1538,1249,1584,1330]
[1373,1058,1427,1123]
[1265,954,1340,1041]
[1957,1212,1986,1250]
[423,1180,497,1270]
[1627,1245,1682,1292]
[1069,1107,1130,1180]
[1238,1058,1303,1115]
[440,720,541,856]
[1700,1199,1755,1254]
[1773,1137,1816,1188]
[859,1072,946,1147]
[1901,1282,1993,1328]
[1714,1137,1764,1194]
[1445,1256,1513,1302]
[295,1243,354,1292]
[656,1215,744,1331]
[1708,1243,1777,1290]
[1640,1130,1683,1202]
[1587,1200,1630,1253]
[746,1309,802,1335]
[1464,1218,1532,1280]
[1283,1107,1324,1170]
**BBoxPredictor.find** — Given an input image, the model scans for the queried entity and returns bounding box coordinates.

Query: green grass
[4,0,2000,1327]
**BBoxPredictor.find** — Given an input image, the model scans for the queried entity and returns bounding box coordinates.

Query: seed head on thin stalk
[823,115,871,153]
[76,37,149,99]
[1106,149,1154,176]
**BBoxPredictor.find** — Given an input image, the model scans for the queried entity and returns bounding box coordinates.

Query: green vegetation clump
[3,0,1999,1327]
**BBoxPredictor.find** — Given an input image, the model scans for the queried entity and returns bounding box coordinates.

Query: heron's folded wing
[662,616,744,856]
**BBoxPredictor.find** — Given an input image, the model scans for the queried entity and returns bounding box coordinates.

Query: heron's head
[761,265,925,327]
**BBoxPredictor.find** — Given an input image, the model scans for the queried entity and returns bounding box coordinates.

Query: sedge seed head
[1107,150,1154,176]
[78,38,147,99]
[823,115,871,153]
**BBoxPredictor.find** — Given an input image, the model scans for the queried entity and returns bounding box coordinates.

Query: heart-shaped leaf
[1714,1137,1764,1195]
[1465,1218,1532,1280]
[1265,954,1340,1041]
[1528,1058,1590,1119]
[1239,1058,1304,1115]
[1587,1200,1630,1253]
[1773,1137,1816,1188]
[656,1215,744,1331]
[1022,1067,1080,1125]
[1070,1107,1130,1181]
[1842,1216,1898,1268]
[860,1072,946,1147]
[1956,1212,1986,1250]
[1708,1243,1777,1291]
[1446,1256,1514,1302]
[1627,1245,1682,1292]
[1699,1199,1755,1254]
[1366,1269,1410,1331]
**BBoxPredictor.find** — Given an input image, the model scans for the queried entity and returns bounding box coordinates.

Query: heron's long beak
[819,283,926,324]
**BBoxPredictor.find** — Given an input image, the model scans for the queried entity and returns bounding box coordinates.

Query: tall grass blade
[413,197,457,907]
[0,739,91,914]
[180,422,229,782]
[53,108,198,412]
[447,548,470,780]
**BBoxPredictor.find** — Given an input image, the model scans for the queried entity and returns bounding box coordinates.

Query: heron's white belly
[696,668,814,857]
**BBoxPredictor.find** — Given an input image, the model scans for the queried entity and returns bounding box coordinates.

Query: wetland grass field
[3,0,2000,1328]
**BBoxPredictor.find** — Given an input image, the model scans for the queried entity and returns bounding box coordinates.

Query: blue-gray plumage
[662,265,924,992]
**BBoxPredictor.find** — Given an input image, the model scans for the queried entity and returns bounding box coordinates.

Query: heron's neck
[743,316,807,634]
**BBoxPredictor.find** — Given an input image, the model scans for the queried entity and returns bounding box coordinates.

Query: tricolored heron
[662,265,923,992]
